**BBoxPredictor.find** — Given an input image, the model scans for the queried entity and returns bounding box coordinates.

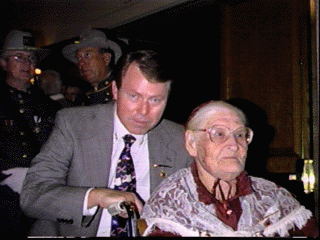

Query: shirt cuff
[83,187,98,216]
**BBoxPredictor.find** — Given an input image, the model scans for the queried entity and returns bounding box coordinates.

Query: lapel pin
[152,164,172,178]
[160,170,167,178]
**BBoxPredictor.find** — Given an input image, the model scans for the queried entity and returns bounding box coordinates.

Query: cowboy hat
[1,30,50,60]
[62,29,122,64]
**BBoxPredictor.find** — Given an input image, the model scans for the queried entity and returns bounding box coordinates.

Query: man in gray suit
[20,50,193,237]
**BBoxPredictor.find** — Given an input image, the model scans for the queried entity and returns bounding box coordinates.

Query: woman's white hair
[185,100,248,131]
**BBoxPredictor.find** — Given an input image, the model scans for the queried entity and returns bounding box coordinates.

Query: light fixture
[35,68,42,75]
[301,159,315,194]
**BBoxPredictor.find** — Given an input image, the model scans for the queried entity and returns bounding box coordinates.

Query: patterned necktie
[111,134,136,237]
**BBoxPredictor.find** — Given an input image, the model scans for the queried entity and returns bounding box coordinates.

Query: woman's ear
[185,130,198,158]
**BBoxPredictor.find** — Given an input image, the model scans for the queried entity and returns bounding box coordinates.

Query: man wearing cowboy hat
[0,30,60,236]
[62,29,122,105]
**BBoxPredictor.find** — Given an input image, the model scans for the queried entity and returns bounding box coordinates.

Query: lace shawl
[141,168,312,237]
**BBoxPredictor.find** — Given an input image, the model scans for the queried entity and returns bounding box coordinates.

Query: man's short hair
[114,49,172,89]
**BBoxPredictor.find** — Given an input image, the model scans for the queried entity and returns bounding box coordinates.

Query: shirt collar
[190,162,253,205]
[114,108,147,145]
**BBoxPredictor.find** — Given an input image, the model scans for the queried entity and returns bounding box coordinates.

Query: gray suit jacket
[20,102,193,236]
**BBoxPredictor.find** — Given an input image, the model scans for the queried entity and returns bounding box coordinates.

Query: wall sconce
[35,68,42,75]
[301,159,315,194]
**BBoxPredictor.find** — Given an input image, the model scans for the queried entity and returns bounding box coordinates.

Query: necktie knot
[123,134,136,147]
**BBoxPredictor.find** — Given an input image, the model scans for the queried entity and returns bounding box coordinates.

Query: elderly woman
[140,101,318,237]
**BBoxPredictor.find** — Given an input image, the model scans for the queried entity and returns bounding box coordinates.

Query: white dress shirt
[83,109,150,237]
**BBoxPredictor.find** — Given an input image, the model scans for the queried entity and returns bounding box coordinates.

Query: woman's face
[186,111,249,183]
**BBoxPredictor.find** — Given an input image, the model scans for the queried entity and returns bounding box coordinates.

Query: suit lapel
[148,123,176,190]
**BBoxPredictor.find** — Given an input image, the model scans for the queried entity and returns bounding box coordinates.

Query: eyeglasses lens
[11,55,37,64]
[209,127,252,146]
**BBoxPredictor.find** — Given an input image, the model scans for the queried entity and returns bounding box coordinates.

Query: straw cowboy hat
[62,29,122,64]
[1,30,50,60]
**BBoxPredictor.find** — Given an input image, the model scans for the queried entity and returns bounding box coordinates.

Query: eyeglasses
[191,125,253,146]
[7,54,37,65]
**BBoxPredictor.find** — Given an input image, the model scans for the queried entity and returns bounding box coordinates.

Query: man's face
[64,86,80,102]
[112,62,170,135]
[76,47,111,86]
[1,51,36,83]
[186,111,249,182]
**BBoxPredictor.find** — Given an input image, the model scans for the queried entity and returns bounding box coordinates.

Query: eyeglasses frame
[191,125,254,146]
[6,54,37,65]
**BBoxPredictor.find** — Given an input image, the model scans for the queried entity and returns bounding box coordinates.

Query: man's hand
[88,188,143,216]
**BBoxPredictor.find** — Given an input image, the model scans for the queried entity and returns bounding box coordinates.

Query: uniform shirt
[0,82,59,170]
[83,76,113,106]
[0,82,59,236]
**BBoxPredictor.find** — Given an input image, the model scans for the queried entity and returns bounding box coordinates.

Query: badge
[33,115,42,133]
[152,164,172,178]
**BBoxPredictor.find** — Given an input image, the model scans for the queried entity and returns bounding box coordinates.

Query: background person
[63,84,82,105]
[37,69,74,108]
[141,101,318,237]
[20,50,193,237]
[0,30,59,236]
[62,29,122,105]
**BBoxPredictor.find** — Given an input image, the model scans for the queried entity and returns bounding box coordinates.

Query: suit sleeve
[20,110,92,228]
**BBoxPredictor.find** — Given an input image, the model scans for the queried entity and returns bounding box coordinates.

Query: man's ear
[0,58,7,71]
[111,81,118,100]
[185,130,198,158]
[103,52,112,66]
